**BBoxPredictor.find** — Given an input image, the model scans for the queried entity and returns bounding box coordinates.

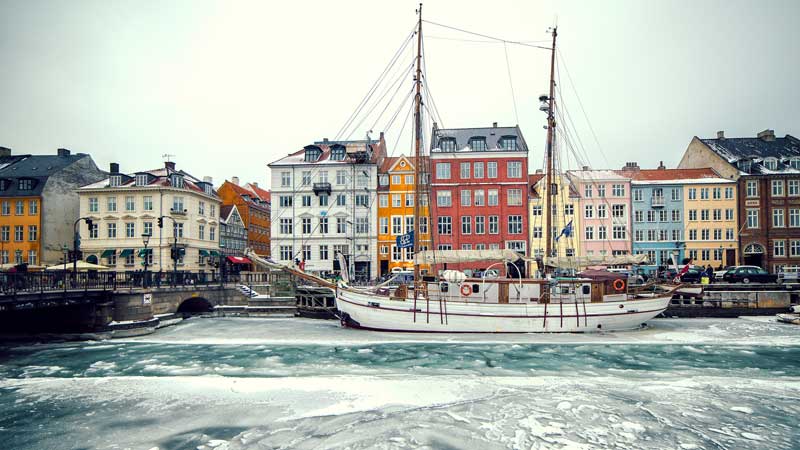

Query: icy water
[1,318,799,450]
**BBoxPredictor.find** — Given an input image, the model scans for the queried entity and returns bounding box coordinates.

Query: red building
[429,123,530,276]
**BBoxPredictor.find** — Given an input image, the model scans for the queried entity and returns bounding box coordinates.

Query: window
[198,224,205,240]
[487,162,497,178]
[460,162,470,179]
[475,216,485,234]
[700,188,709,200]
[336,217,347,234]
[474,189,485,206]
[405,175,414,185]
[772,180,785,197]
[379,174,389,187]
[107,223,116,238]
[612,204,625,218]
[701,249,710,261]
[279,218,293,234]
[688,188,697,200]
[791,240,800,257]
[379,194,388,208]
[773,209,785,227]
[143,222,153,237]
[319,194,329,207]
[746,180,758,198]
[532,226,543,238]
[487,189,498,206]
[532,205,542,216]
[335,170,347,185]
[597,204,607,219]
[437,216,452,235]
[597,185,606,197]
[392,216,402,235]
[612,184,625,197]
[612,225,627,240]
[15,200,23,215]
[437,191,452,207]
[281,172,291,187]
[508,215,523,234]
[303,195,312,207]
[489,216,499,234]
[28,225,37,241]
[507,189,522,206]
[330,145,346,160]
[597,226,607,240]
[336,194,346,206]
[107,196,117,212]
[391,175,401,185]
[725,228,733,240]
[13,225,23,242]
[356,194,370,207]
[724,187,734,199]
[671,188,681,201]
[172,196,184,212]
[125,222,135,238]
[673,229,682,241]
[125,196,135,211]
[391,245,402,261]
[584,205,594,219]
[279,246,293,261]
[747,209,759,228]
[392,194,402,208]
[302,171,311,186]
[302,218,312,234]
[712,187,721,200]
[701,210,709,221]
[499,136,517,150]
[713,209,722,221]
[436,163,450,179]
[320,245,329,260]
[584,185,592,198]
[474,162,484,178]
[713,229,722,240]
[319,217,328,234]
[27,250,37,265]
[420,217,428,234]
[468,137,487,151]
[356,217,369,234]
[789,180,800,196]
[1,201,9,216]
[507,161,522,178]
[689,229,697,241]
[461,190,471,206]
[725,209,734,221]
[688,210,697,221]
[438,138,457,151]
[461,216,472,234]
[633,189,642,202]
[791,158,800,170]
[790,209,800,227]
[585,226,594,240]
[379,217,388,234]
[774,240,786,257]
[764,158,778,171]
[210,227,215,241]
[143,196,153,211]
[701,229,709,240]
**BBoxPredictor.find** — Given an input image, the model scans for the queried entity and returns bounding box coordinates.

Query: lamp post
[142,232,151,287]
[73,217,93,282]
[219,242,225,287]
[157,215,178,286]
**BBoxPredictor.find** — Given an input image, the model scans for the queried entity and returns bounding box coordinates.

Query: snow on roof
[566,169,629,182]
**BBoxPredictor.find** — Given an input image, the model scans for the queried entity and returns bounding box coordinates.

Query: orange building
[377,156,431,276]
[217,178,271,257]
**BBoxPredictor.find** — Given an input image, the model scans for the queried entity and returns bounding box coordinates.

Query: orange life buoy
[460,284,472,296]
[613,279,626,292]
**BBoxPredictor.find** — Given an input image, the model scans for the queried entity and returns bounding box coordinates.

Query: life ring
[612,279,626,292]
[460,284,472,296]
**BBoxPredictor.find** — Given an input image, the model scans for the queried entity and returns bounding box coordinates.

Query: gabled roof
[245,183,271,203]
[220,180,269,211]
[431,125,529,153]
[528,173,580,199]
[699,132,800,174]
[618,167,731,184]
[381,155,418,173]
[566,169,630,182]
[0,154,91,197]
[79,163,217,197]
[269,138,385,167]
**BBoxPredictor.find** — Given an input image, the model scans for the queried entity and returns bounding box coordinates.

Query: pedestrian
[706,265,714,283]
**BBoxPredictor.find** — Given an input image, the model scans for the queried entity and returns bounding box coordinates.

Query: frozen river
[1,317,799,449]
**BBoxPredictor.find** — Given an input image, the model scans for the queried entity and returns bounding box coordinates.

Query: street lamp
[142,233,152,287]
[73,217,93,281]
[219,242,226,286]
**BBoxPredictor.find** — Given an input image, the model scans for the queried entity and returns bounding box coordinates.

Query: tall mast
[543,27,557,270]
[413,3,423,297]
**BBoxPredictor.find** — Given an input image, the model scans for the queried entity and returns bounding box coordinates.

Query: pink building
[566,169,632,259]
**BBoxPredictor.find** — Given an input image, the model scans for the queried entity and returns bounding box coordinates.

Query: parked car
[778,266,800,283]
[656,268,679,281]
[714,266,736,281]
[722,266,778,284]
[679,267,705,283]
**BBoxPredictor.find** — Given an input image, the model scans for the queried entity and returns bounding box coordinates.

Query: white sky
[0,0,797,188]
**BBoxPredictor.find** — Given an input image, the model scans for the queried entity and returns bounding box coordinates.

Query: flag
[554,220,573,242]
[679,259,692,276]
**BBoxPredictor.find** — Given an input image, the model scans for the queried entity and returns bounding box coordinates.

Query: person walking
[705,265,715,283]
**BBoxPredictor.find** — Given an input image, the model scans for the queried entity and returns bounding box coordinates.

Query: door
[744,254,762,268]
[725,249,736,267]
[380,260,389,277]
[591,282,603,302]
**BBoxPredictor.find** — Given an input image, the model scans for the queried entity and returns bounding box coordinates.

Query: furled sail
[414,249,521,264]
[537,254,649,268]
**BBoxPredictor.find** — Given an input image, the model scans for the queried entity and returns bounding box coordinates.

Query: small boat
[776,305,800,325]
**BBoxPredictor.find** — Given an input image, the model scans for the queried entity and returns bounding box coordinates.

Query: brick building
[217,178,271,257]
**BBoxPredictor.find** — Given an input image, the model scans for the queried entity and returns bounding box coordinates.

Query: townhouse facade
[268,136,386,281]
[217,178,271,257]
[77,161,221,272]
[376,156,431,276]
[679,129,800,271]
[430,123,529,275]
[566,169,632,261]
[528,172,582,261]
[0,147,105,266]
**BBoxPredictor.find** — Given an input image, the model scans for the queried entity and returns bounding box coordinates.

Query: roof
[0,154,90,197]
[220,181,269,211]
[566,169,630,182]
[431,125,529,153]
[79,163,218,198]
[220,204,235,220]
[269,139,384,167]
[528,173,580,199]
[245,183,270,203]
[618,167,732,184]
[380,155,421,173]
[699,133,800,174]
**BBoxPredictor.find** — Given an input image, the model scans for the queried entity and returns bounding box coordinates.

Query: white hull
[336,288,671,333]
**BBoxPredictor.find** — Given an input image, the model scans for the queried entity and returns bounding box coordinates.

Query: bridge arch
[176,297,214,315]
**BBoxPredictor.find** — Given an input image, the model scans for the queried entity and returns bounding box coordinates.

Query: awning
[100,249,116,258]
[199,249,210,257]
[119,249,134,257]
[138,248,152,257]
[227,256,252,264]
[210,250,221,257]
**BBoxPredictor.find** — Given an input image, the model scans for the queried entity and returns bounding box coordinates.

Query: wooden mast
[412,4,424,319]
[543,27,557,272]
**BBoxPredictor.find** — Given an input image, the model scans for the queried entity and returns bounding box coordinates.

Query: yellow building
[377,156,431,277]
[683,178,738,268]
[528,173,582,262]
[0,197,41,266]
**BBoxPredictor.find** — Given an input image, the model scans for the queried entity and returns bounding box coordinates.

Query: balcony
[313,182,332,196]
[651,196,665,208]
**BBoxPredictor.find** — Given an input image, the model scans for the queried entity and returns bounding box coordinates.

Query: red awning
[226,256,252,264]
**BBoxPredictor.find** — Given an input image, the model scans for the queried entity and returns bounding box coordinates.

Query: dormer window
[109,175,121,187]
[468,137,487,151]
[790,158,800,170]
[330,144,346,161]
[18,179,33,190]
[499,136,518,150]
[737,159,752,173]
[304,146,322,162]
[764,157,778,171]
[438,138,457,152]
[0,179,9,191]
[204,184,213,195]
[135,174,149,186]
[379,174,389,186]
[171,174,184,188]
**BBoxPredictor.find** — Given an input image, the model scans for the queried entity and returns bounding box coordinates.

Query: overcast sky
[1,0,797,188]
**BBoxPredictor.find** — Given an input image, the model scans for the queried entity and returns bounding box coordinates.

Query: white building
[77,161,221,272]
[268,135,386,281]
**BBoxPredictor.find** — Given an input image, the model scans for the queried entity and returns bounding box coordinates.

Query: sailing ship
[250,6,674,333]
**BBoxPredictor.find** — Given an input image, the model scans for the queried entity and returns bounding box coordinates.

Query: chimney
[251,181,258,188]
[0,147,10,157]
[433,122,438,130]
[379,131,384,141]
[622,162,640,172]
[716,130,725,139]
[492,122,498,128]
[109,163,120,174]
[582,165,589,171]
[203,176,213,184]
[757,129,776,142]
[57,148,71,157]
[165,161,176,171]
[658,161,666,170]
[535,169,543,174]
[231,176,239,186]
[323,138,329,144]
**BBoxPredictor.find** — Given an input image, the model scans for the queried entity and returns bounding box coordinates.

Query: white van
[778,266,800,283]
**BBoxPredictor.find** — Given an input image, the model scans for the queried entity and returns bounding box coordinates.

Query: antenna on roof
[162,153,175,162]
